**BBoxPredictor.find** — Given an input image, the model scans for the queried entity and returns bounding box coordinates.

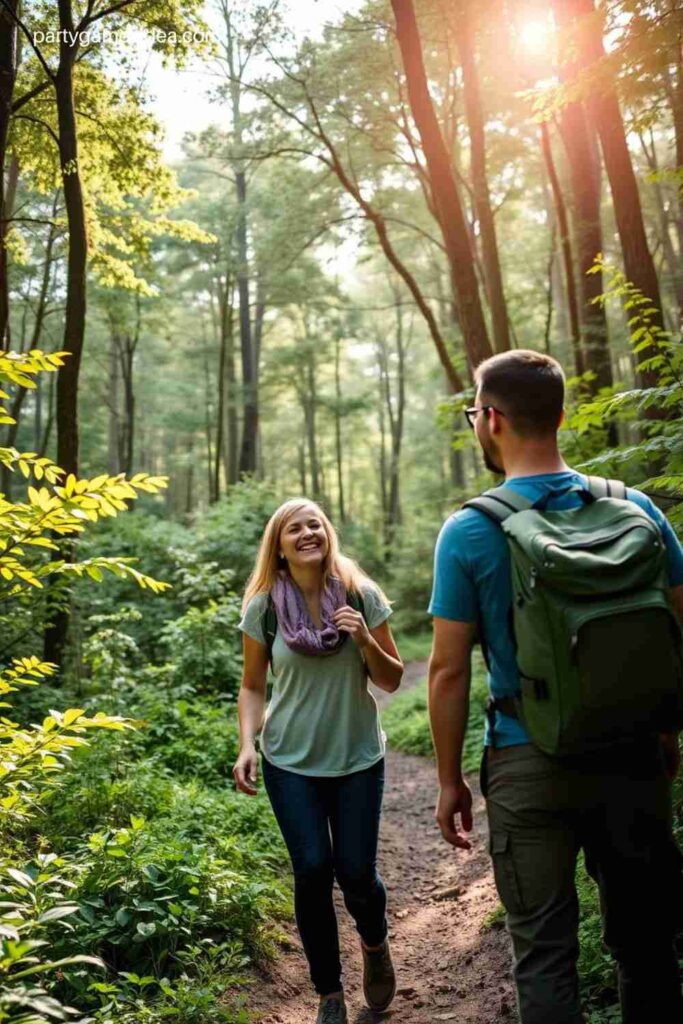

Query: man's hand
[660,732,681,781]
[435,781,473,850]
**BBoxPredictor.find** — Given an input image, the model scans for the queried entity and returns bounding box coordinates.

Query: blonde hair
[242,498,389,611]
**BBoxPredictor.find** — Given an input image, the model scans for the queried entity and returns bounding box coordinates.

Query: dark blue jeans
[262,756,388,996]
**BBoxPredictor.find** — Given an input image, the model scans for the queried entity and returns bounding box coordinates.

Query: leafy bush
[0,352,171,1020]
[160,598,243,696]
[568,259,683,522]
[192,480,278,586]
[391,630,432,663]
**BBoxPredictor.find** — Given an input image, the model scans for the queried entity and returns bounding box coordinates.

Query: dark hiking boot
[361,938,396,1011]
[316,992,347,1024]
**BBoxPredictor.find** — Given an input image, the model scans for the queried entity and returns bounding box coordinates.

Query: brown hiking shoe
[361,938,396,1011]
[316,992,347,1024]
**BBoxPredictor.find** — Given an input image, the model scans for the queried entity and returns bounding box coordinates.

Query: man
[428,349,683,1024]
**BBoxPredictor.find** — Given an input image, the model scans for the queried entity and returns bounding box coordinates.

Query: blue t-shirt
[429,470,683,748]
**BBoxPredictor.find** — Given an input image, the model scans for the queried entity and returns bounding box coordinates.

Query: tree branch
[79,0,139,30]
[0,0,54,80]
[13,113,60,147]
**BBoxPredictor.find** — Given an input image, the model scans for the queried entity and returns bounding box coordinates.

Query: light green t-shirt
[239,586,392,777]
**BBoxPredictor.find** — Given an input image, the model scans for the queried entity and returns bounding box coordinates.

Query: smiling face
[278,505,330,573]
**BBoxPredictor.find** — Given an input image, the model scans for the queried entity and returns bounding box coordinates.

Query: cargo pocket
[489,832,524,915]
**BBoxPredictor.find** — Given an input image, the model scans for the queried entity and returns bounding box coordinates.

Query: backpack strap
[462,485,534,525]
[585,476,627,501]
[462,487,531,731]
[263,594,278,670]
[347,589,365,617]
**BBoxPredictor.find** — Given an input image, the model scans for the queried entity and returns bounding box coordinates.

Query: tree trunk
[334,333,346,524]
[223,4,258,476]
[202,328,215,503]
[666,24,683,260]
[185,437,195,517]
[120,333,135,476]
[638,129,683,327]
[34,376,42,451]
[560,0,666,385]
[302,354,320,501]
[107,332,120,474]
[235,168,257,475]
[0,0,18,347]
[298,440,307,495]
[551,48,612,392]
[544,218,556,354]
[390,0,492,369]
[540,121,583,374]
[450,447,466,489]
[387,304,406,549]
[1,207,57,497]
[213,275,229,503]
[223,279,238,486]
[45,3,89,668]
[39,369,55,458]
[455,8,511,353]
[377,365,388,557]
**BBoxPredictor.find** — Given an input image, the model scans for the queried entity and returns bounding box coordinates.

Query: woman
[233,498,403,1024]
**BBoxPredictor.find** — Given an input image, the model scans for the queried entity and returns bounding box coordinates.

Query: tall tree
[220,0,258,476]
[390,0,492,369]
[0,0,19,346]
[558,0,666,381]
[539,121,582,374]
[376,288,408,558]
[554,94,612,390]
[333,330,346,524]
[455,2,511,353]
[1,191,59,495]
[4,0,207,477]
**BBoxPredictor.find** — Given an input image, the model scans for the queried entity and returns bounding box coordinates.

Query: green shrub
[160,598,243,697]
[392,630,432,663]
[381,521,442,635]
[192,481,278,585]
[382,658,488,775]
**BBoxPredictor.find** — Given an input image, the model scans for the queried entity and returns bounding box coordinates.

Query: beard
[479,436,505,475]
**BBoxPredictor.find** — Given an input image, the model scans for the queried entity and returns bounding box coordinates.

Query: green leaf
[38,904,80,923]
[136,921,157,938]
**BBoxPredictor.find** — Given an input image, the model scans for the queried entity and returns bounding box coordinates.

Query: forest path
[242,661,516,1024]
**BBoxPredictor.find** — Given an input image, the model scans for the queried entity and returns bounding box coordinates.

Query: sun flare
[518,19,552,55]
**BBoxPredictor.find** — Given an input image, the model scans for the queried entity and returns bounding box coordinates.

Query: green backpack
[464,476,683,756]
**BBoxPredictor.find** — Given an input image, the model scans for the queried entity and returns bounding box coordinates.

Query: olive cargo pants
[483,741,683,1024]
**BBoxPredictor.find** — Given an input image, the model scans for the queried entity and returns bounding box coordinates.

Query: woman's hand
[333,605,372,649]
[233,742,259,796]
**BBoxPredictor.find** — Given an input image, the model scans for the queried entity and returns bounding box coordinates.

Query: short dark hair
[474,350,565,438]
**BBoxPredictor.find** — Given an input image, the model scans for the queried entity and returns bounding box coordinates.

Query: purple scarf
[270,573,347,656]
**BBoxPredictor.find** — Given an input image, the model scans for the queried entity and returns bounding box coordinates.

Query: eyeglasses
[464,405,506,430]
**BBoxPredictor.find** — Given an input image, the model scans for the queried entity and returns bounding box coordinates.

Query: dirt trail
[245,662,516,1024]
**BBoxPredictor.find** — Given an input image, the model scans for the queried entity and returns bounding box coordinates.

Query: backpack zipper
[541,521,659,558]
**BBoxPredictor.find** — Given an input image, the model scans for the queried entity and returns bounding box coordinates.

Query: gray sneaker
[361,938,396,1011]
[316,992,347,1024]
